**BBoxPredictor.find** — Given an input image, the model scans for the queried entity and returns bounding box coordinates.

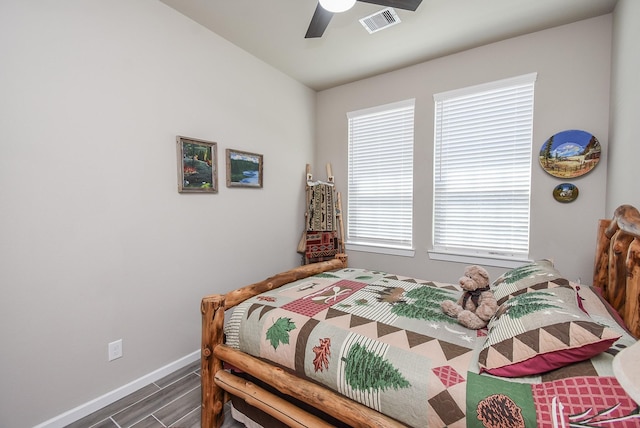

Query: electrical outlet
[108,339,123,361]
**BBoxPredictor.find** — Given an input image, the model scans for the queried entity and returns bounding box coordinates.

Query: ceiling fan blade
[305,3,334,38]
[357,0,423,12]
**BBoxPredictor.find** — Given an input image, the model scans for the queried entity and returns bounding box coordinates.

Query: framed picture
[176,136,217,193]
[226,149,263,188]
[539,129,601,178]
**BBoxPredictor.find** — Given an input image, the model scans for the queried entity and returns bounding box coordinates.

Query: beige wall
[316,15,613,284]
[608,0,640,212]
[0,1,315,427]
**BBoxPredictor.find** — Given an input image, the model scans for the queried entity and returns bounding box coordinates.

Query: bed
[201,204,640,428]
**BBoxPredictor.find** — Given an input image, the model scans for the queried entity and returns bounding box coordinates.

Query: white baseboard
[34,350,200,428]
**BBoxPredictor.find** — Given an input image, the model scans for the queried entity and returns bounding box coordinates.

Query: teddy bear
[441,265,497,329]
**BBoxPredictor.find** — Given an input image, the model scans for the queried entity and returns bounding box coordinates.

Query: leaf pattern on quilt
[494,263,557,289]
[266,317,296,349]
[502,264,540,284]
[496,291,560,321]
[342,343,410,392]
[366,285,407,305]
[312,338,331,372]
[314,272,340,278]
[391,285,458,323]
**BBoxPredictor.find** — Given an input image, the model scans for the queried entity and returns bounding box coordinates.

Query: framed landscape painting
[176,136,218,193]
[226,149,263,188]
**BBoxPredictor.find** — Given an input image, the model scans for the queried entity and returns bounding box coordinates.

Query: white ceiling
[158,0,617,91]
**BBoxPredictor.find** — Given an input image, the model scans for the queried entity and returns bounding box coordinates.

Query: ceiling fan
[305,0,423,38]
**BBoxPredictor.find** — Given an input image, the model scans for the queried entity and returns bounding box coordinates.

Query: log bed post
[593,219,611,290]
[625,238,640,336]
[608,229,634,314]
[594,204,640,338]
[201,295,226,428]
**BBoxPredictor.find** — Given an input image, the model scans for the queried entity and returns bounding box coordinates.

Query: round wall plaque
[539,130,601,178]
[553,183,579,203]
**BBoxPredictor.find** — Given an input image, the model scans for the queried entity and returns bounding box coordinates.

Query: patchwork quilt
[225,267,638,427]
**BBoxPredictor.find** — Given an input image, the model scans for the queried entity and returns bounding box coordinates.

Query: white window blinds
[347,99,415,250]
[433,73,536,259]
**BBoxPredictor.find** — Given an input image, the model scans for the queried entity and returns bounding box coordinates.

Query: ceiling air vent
[359,7,401,34]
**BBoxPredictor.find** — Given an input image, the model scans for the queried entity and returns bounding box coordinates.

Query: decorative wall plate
[553,183,579,203]
[539,130,601,178]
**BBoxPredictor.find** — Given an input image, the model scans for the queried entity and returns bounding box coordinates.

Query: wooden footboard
[593,204,640,338]
[212,345,405,428]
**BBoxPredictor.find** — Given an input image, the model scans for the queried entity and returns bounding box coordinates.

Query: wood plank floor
[64,360,244,428]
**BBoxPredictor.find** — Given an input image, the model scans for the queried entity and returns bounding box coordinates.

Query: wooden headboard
[593,204,640,338]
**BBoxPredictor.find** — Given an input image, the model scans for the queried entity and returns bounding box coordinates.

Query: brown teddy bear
[441,265,497,329]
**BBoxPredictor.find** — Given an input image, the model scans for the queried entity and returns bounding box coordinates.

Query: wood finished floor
[64,360,244,428]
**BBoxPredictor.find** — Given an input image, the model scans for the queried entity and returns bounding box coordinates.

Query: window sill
[346,243,415,257]
[427,249,531,269]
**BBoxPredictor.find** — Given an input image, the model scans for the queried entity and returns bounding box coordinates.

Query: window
[347,99,415,256]
[432,73,536,265]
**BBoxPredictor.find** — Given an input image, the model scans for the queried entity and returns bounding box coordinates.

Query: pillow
[491,260,566,305]
[478,285,621,377]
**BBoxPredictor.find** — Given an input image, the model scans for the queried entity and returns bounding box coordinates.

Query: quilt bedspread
[225,268,637,427]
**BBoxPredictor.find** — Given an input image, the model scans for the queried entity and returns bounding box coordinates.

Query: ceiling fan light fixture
[319,0,356,13]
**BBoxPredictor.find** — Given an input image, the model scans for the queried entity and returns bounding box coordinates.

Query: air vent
[359,7,401,34]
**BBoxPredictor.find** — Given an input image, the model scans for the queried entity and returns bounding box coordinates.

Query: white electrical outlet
[108,339,123,361]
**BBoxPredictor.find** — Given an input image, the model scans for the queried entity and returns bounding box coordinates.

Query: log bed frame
[201,205,640,428]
